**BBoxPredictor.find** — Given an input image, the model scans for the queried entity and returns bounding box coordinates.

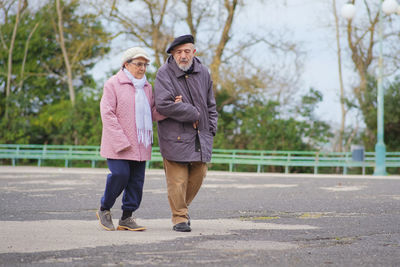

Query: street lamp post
[341,0,399,176]
[375,0,387,176]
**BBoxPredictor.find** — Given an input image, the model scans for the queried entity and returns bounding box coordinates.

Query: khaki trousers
[163,158,207,225]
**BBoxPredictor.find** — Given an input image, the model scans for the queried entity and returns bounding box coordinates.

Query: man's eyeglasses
[130,62,149,68]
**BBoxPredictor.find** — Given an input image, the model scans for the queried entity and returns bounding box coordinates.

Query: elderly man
[154,34,218,232]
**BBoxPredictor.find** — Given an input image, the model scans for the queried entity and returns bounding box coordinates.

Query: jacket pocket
[160,131,196,144]
[159,119,198,143]
[199,131,214,161]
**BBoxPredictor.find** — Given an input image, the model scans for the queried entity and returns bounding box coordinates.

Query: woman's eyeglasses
[130,62,149,68]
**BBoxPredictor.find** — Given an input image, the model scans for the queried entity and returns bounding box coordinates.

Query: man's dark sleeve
[154,69,200,122]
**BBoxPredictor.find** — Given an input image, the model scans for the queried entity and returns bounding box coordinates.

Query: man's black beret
[166,34,194,54]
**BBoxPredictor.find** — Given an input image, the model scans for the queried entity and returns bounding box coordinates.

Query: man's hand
[174,95,182,103]
[174,95,197,129]
[193,120,199,129]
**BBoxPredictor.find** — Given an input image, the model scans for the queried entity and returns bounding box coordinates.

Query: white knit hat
[121,47,150,66]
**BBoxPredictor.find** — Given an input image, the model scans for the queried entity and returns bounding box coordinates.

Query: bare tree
[87,0,303,114]
[88,0,173,67]
[344,0,400,143]
[182,0,213,40]
[345,1,377,110]
[181,0,303,108]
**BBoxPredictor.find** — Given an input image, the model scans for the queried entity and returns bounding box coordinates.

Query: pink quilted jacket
[100,69,165,161]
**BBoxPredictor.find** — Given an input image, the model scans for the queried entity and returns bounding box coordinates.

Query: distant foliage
[1,0,398,155]
[0,0,110,145]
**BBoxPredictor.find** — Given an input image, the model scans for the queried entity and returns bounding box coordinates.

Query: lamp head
[341,3,356,20]
[382,0,399,14]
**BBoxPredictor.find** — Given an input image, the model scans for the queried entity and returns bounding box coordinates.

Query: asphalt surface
[0,166,399,266]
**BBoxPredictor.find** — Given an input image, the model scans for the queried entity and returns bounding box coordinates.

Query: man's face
[172,43,196,71]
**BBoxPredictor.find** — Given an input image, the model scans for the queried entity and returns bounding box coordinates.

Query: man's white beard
[177,59,193,72]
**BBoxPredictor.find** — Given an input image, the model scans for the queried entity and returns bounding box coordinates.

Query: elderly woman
[97,47,177,231]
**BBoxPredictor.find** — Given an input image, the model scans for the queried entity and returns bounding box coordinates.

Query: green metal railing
[1,144,400,174]
[0,144,102,168]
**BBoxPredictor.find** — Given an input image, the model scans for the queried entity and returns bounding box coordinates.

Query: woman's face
[124,57,149,79]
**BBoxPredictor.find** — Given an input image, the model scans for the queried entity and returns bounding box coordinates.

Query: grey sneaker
[96,209,115,231]
[117,217,146,231]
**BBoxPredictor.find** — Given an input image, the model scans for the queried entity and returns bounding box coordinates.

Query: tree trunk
[210,0,238,95]
[150,0,168,68]
[17,22,39,92]
[5,0,23,119]
[56,0,75,106]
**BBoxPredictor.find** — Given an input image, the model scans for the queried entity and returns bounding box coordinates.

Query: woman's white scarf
[123,68,153,148]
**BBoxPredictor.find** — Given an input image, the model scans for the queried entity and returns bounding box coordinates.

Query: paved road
[0,166,399,266]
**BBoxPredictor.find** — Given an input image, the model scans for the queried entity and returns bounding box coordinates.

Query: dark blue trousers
[101,159,146,212]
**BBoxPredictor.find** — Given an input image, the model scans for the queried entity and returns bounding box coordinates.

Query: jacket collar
[167,56,202,78]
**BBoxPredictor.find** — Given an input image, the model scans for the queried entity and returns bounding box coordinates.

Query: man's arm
[154,70,200,122]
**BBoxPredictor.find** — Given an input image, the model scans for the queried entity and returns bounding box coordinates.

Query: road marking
[144,188,167,194]
[320,185,366,192]
[6,180,93,186]
[203,183,298,189]
[196,240,299,251]
[0,219,317,253]
[2,187,76,193]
